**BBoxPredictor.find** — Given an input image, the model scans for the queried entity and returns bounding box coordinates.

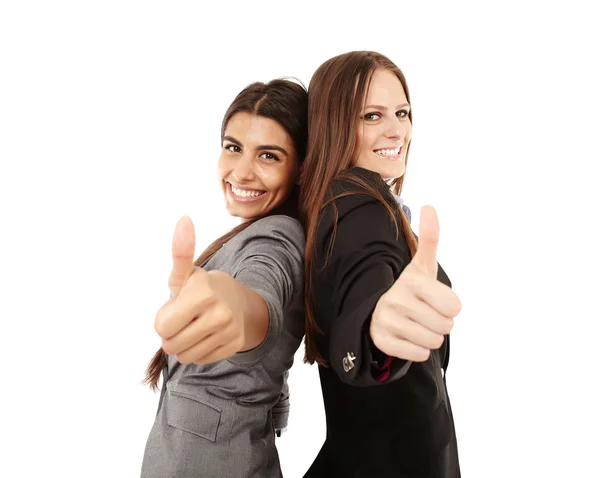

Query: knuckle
[432,334,444,349]
[154,317,168,338]
[384,319,403,339]
[443,292,461,317]
[442,318,454,334]
[176,353,191,365]
[196,291,218,309]
[377,313,393,331]
[370,330,383,349]
[378,294,393,310]
[410,347,430,362]
[453,297,462,315]
[222,304,234,322]
[389,299,410,315]
[161,340,174,355]
[372,333,389,355]
[419,348,431,361]
[215,303,233,326]
[194,357,209,365]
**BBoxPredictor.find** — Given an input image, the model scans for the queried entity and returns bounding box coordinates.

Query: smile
[374,146,402,160]
[227,182,267,202]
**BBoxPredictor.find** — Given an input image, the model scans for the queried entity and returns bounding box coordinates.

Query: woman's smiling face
[218,112,299,221]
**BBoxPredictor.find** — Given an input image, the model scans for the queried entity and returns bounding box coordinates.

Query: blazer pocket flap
[167,385,222,443]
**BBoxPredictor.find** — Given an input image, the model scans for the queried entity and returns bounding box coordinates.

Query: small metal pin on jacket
[343,352,356,372]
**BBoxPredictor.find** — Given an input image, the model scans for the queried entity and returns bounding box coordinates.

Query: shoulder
[249,215,303,236]
[318,169,400,242]
[231,215,305,260]
[328,168,398,216]
[329,167,387,197]
[242,215,304,247]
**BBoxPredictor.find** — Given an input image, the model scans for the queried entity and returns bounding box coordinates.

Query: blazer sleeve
[315,197,413,386]
[227,216,305,366]
[272,370,290,433]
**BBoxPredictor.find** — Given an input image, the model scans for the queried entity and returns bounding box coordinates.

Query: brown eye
[364,112,380,121]
[397,109,410,118]
[259,152,280,162]
[224,144,241,153]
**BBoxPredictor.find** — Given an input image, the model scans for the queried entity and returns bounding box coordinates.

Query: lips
[227,182,267,202]
[374,145,402,159]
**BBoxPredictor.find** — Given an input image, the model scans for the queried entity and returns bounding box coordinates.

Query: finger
[161,305,229,355]
[375,335,431,362]
[411,205,439,277]
[406,272,462,319]
[379,313,445,350]
[193,343,238,365]
[388,294,455,336]
[169,216,196,297]
[155,276,217,339]
[176,330,236,365]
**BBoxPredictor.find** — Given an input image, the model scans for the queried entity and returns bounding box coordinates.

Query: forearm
[329,287,412,386]
[207,270,269,351]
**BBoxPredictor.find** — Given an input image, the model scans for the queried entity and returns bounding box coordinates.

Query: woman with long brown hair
[300,51,462,477]
[140,79,307,478]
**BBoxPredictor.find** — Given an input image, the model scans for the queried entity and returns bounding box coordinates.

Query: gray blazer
[141,215,305,478]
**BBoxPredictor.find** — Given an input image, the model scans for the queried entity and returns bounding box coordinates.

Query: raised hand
[167,216,196,298]
[370,206,462,362]
[154,216,245,364]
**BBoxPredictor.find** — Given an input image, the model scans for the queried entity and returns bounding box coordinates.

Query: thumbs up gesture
[167,215,197,298]
[154,216,246,365]
[370,206,462,362]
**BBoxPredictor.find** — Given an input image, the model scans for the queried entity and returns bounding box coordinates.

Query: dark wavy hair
[143,79,308,390]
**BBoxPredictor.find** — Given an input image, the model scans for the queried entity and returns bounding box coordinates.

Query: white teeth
[231,184,263,198]
[375,146,401,157]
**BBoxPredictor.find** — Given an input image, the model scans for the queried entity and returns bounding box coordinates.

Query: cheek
[404,123,413,141]
[356,128,365,150]
[360,129,379,153]
[266,168,295,196]
[355,132,369,160]
[216,154,229,178]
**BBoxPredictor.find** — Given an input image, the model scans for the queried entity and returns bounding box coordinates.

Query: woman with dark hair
[300,51,462,477]
[141,79,307,478]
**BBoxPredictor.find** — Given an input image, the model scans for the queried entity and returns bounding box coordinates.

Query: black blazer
[304,167,460,478]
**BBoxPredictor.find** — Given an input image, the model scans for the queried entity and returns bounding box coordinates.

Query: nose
[231,153,255,183]
[384,117,406,142]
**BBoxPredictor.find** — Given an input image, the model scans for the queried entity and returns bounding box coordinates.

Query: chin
[225,204,250,219]
[378,167,404,180]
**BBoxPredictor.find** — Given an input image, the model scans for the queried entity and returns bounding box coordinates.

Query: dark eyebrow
[222,135,242,146]
[222,135,289,156]
[364,103,410,110]
[257,144,289,156]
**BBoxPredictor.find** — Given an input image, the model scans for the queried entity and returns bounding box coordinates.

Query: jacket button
[342,352,356,372]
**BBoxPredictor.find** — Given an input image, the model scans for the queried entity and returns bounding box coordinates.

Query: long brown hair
[300,51,418,365]
[143,79,308,390]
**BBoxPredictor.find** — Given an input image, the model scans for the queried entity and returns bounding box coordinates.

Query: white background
[1,1,599,477]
